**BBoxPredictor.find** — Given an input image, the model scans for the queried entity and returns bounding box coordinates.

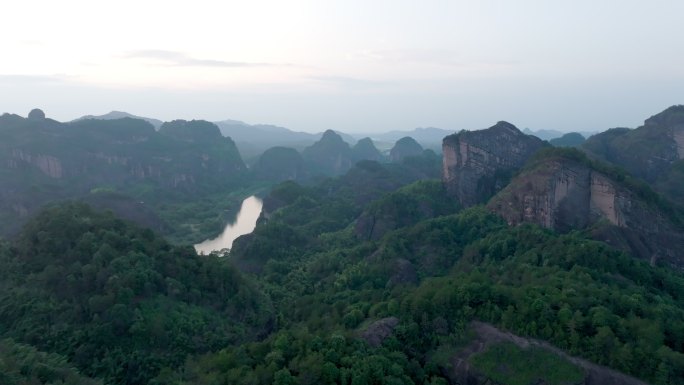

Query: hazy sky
[1,0,683,133]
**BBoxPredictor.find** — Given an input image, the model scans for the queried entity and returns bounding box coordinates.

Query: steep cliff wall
[442,121,547,206]
[583,105,684,186]
[0,112,246,235]
[488,152,684,269]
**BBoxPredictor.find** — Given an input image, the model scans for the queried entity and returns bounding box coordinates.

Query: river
[194,195,263,255]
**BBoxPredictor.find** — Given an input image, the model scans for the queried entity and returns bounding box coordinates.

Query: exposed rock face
[389,136,423,163]
[0,115,246,235]
[442,121,547,207]
[583,105,684,184]
[488,154,684,269]
[302,129,353,176]
[27,108,45,120]
[448,321,649,385]
[351,137,384,163]
[159,119,223,143]
[10,149,63,178]
[360,317,399,348]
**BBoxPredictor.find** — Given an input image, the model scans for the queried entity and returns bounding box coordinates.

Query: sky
[1,0,683,133]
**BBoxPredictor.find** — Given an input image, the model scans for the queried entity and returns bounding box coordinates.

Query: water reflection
[194,195,263,255]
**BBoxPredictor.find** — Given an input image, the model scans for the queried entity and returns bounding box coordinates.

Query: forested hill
[3,156,684,384]
[0,110,246,238]
[2,107,684,385]
[194,160,682,384]
[582,105,684,205]
[0,203,272,384]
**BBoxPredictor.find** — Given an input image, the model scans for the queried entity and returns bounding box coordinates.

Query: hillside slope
[0,111,246,235]
[488,148,684,269]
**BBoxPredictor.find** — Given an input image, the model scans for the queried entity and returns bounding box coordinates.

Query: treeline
[0,203,272,384]
[2,159,684,384]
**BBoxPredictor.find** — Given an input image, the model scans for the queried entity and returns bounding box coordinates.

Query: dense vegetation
[153,195,684,384]
[3,155,684,384]
[2,110,684,384]
[581,105,684,206]
[0,338,101,385]
[470,342,584,385]
[0,204,271,384]
[0,114,248,242]
[171,159,683,384]
[525,147,684,227]
[549,132,585,147]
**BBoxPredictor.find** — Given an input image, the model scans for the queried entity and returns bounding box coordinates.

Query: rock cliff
[582,105,684,202]
[448,321,649,385]
[442,121,547,207]
[488,149,684,269]
[0,111,246,235]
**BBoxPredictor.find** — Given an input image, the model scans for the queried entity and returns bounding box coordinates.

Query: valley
[1,106,683,385]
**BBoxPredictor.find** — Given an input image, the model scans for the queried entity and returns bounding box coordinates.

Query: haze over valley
[1,2,684,385]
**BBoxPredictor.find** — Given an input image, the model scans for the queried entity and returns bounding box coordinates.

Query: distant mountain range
[73,111,607,157]
[214,119,357,145]
[73,111,164,129]
[523,127,598,141]
[362,127,455,146]
[1,110,245,235]
[74,112,449,152]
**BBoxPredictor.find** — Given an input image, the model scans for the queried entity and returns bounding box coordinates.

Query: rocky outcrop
[488,151,684,269]
[583,105,684,184]
[386,259,418,287]
[448,321,649,385]
[442,121,547,207]
[360,317,399,347]
[0,113,247,236]
[10,149,63,178]
[28,108,46,121]
[159,119,224,142]
[389,136,423,163]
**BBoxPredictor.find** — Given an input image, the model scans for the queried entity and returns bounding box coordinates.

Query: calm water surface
[194,195,263,255]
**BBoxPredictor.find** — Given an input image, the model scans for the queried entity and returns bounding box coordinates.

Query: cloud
[0,74,71,85]
[349,48,461,66]
[349,48,516,69]
[124,49,274,68]
[308,75,390,89]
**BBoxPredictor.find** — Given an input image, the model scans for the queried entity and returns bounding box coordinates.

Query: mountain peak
[302,130,353,176]
[491,121,521,133]
[75,111,163,129]
[644,105,684,127]
[159,119,223,142]
[352,137,383,162]
[443,121,547,206]
[389,136,423,163]
[320,129,344,142]
[28,108,46,121]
